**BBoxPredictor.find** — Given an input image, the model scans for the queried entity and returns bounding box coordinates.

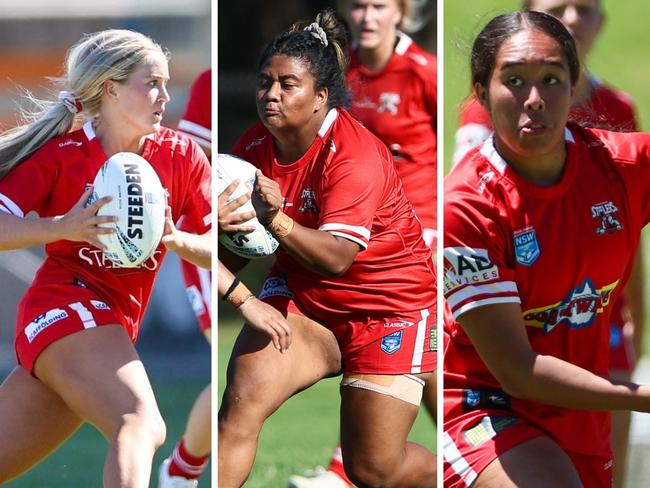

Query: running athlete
[158,69,212,488]
[0,30,211,488]
[451,3,643,486]
[444,11,650,488]
[289,2,437,486]
[218,9,436,488]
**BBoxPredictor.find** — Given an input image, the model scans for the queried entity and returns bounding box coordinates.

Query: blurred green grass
[5,376,211,487]
[217,320,435,488]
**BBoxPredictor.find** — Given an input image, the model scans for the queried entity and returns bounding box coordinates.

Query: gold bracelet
[225,281,254,309]
[266,210,295,238]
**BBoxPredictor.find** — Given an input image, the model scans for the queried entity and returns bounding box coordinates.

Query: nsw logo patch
[381,330,403,354]
[513,226,540,266]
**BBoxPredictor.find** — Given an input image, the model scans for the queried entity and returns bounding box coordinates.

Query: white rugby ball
[216,153,279,259]
[90,152,166,268]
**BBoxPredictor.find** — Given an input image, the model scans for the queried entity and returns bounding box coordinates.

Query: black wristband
[222,277,240,301]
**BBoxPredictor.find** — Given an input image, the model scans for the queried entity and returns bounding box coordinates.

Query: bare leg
[474,436,582,488]
[218,313,341,488]
[34,325,166,488]
[422,372,436,423]
[0,366,83,482]
[340,374,436,488]
[183,384,211,457]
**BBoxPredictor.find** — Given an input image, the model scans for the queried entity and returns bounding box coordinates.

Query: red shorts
[15,281,123,373]
[259,275,436,374]
[181,259,211,333]
[443,394,612,488]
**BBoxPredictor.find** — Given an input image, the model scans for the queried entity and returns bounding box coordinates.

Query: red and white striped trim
[178,119,212,149]
[443,431,478,487]
[172,444,207,476]
[319,222,370,249]
[410,308,429,374]
[447,281,519,310]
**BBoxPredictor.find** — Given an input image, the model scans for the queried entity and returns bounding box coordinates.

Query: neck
[271,109,329,164]
[357,33,398,72]
[93,117,148,156]
[494,137,567,187]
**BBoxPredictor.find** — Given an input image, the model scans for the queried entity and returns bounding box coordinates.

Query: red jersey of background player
[232,108,435,321]
[453,75,638,164]
[0,122,212,340]
[443,125,650,458]
[346,32,437,235]
[178,69,211,152]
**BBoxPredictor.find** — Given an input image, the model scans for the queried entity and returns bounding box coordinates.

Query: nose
[525,85,545,111]
[561,6,579,28]
[160,84,171,103]
[265,81,281,101]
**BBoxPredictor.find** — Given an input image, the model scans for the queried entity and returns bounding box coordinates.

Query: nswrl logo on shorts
[381,330,403,354]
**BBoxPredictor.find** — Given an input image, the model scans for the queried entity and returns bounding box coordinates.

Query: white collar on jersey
[480,128,575,175]
[83,120,96,141]
[395,31,413,55]
[318,108,338,138]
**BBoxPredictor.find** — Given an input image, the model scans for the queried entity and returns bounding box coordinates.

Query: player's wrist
[222,278,254,309]
[263,210,294,238]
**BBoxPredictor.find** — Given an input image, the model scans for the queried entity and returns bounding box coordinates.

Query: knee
[218,383,267,434]
[116,405,166,450]
[344,455,400,488]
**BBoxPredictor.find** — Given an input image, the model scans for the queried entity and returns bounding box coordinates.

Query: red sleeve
[0,149,59,217]
[178,69,211,149]
[317,146,388,249]
[443,182,520,320]
[178,138,212,233]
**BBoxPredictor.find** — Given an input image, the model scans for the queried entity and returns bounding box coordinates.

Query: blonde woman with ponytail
[0,29,211,487]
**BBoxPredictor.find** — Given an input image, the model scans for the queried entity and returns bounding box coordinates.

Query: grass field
[217,320,435,488]
[4,365,210,487]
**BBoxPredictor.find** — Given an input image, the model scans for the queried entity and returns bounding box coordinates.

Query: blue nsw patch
[381,330,403,354]
[513,228,540,266]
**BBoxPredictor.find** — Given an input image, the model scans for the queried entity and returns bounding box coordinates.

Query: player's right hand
[55,186,117,249]
[218,180,257,235]
[238,297,292,353]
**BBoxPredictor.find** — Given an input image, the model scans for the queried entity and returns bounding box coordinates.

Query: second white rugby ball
[90,152,166,267]
[216,153,279,259]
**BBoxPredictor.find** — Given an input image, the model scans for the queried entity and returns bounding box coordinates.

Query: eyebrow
[500,60,567,70]
[259,73,301,81]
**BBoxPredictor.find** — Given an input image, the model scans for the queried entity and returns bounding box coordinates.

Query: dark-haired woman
[444,10,650,488]
[218,9,436,488]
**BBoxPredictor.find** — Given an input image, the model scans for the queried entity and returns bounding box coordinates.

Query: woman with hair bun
[0,29,211,487]
[218,9,436,488]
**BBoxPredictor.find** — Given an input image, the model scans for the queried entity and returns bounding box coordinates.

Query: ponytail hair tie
[58,91,83,114]
[304,22,328,47]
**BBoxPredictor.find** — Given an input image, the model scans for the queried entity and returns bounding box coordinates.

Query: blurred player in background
[0,29,211,487]
[451,2,643,486]
[288,1,437,486]
[218,9,436,488]
[158,69,212,488]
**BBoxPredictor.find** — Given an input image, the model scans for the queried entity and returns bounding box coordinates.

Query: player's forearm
[0,212,62,250]
[504,352,650,412]
[271,220,355,278]
[168,230,211,269]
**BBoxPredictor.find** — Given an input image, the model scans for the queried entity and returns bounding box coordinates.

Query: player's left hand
[161,206,181,252]
[252,169,283,225]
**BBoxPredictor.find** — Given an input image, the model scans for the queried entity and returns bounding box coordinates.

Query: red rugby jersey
[0,122,212,338]
[453,76,639,165]
[232,108,435,321]
[444,124,650,457]
[346,33,437,230]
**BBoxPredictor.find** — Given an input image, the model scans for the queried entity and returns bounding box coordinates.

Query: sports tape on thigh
[341,373,425,406]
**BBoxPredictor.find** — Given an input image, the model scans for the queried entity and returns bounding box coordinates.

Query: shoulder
[29,124,95,165]
[151,126,202,159]
[231,122,270,160]
[459,97,491,127]
[592,80,636,112]
[398,34,436,74]
[570,124,650,165]
[332,109,390,158]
